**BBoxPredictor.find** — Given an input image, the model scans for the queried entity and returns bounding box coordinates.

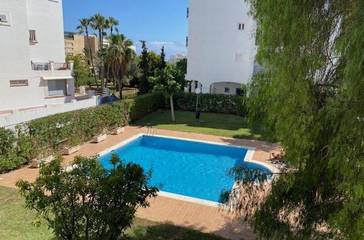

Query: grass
[0,186,226,240]
[136,110,270,141]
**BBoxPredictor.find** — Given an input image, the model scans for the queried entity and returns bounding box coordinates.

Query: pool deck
[0,126,281,240]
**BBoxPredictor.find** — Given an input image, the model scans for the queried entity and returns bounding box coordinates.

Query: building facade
[0,0,76,115]
[64,32,99,56]
[186,0,257,95]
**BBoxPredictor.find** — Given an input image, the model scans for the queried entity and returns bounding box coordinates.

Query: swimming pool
[99,135,271,204]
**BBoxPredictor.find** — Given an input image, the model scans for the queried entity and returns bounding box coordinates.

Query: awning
[42,76,73,81]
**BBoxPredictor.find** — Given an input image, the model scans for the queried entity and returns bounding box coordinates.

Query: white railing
[0,96,98,129]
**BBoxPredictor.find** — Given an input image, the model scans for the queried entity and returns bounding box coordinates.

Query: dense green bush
[0,93,164,173]
[26,102,128,156]
[173,93,247,116]
[124,92,165,122]
[0,128,28,173]
[17,155,157,240]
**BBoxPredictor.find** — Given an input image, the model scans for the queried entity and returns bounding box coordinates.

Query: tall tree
[106,16,119,35]
[66,54,93,87]
[90,14,108,89]
[138,40,150,94]
[232,0,364,239]
[90,13,107,50]
[76,18,98,87]
[106,34,135,99]
[174,58,187,87]
[159,46,166,70]
[149,65,182,122]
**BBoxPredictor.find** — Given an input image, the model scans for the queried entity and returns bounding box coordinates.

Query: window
[0,14,8,23]
[238,23,245,30]
[29,30,37,43]
[187,8,189,18]
[186,36,189,47]
[47,80,67,97]
[224,87,230,93]
[0,12,10,26]
[10,80,28,87]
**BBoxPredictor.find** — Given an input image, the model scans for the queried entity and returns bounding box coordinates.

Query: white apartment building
[186,0,257,95]
[0,0,97,127]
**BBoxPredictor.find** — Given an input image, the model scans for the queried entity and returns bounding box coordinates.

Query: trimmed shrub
[124,92,165,122]
[0,93,164,173]
[173,93,247,116]
[0,128,28,173]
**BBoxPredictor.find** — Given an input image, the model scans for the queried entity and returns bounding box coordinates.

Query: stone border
[97,133,279,207]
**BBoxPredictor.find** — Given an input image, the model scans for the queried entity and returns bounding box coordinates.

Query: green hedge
[173,93,247,116]
[0,92,245,173]
[125,92,164,122]
[0,128,28,173]
[0,92,163,173]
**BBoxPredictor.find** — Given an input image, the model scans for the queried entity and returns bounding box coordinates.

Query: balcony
[31,62,72,71]
[31,61,73,80]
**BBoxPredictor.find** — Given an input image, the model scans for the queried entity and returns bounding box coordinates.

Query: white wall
[186,0,257,93]
[27,0,66,62]
[0,96,98,129]
[0,0,31,79]
[0,0,74,111]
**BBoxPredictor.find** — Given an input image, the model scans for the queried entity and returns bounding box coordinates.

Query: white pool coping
[98,133,279,207]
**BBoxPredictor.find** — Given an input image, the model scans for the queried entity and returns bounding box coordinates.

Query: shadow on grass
[128,222,227,240]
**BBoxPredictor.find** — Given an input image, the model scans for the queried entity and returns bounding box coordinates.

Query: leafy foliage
[0,93,164,173]
[67,54,94,87]
[174,93,247,116]
[105,34,137,98]
[172,58,187,90]
[0,128,28,173]
[149,65,183,121]
[159,46,166,70]
[244,0,364,239]
[136,42,161,94]
[124,93,165,122]
[17,155,158,240]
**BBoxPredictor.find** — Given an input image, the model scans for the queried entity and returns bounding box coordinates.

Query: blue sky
[63,0,188,57]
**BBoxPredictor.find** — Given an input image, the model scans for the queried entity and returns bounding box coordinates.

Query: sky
[62,0,188,58]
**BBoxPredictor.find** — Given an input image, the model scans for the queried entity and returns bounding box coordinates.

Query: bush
[26,102,128,158]
[124,92,165,122]
[173,93,247,116]
[0,128,28,173]
[17,155,157,240]
[0,93,164,173]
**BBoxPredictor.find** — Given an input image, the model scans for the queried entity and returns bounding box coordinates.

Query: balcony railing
[31,62,71,71]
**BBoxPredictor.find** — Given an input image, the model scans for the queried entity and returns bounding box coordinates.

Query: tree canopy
[17,155,157,240]
[244,0,364,239]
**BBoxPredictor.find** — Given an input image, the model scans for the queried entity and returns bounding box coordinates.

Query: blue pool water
[99,135,270,202]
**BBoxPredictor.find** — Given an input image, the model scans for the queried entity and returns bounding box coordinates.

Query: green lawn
[0,186,225,240]
[136,110,269,140]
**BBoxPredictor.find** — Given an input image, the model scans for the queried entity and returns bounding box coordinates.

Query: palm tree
[90,14,108,89]
[90,14,107,50]
[106,17,119,35]
[105,34,135,99]
[76,18,98,87]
